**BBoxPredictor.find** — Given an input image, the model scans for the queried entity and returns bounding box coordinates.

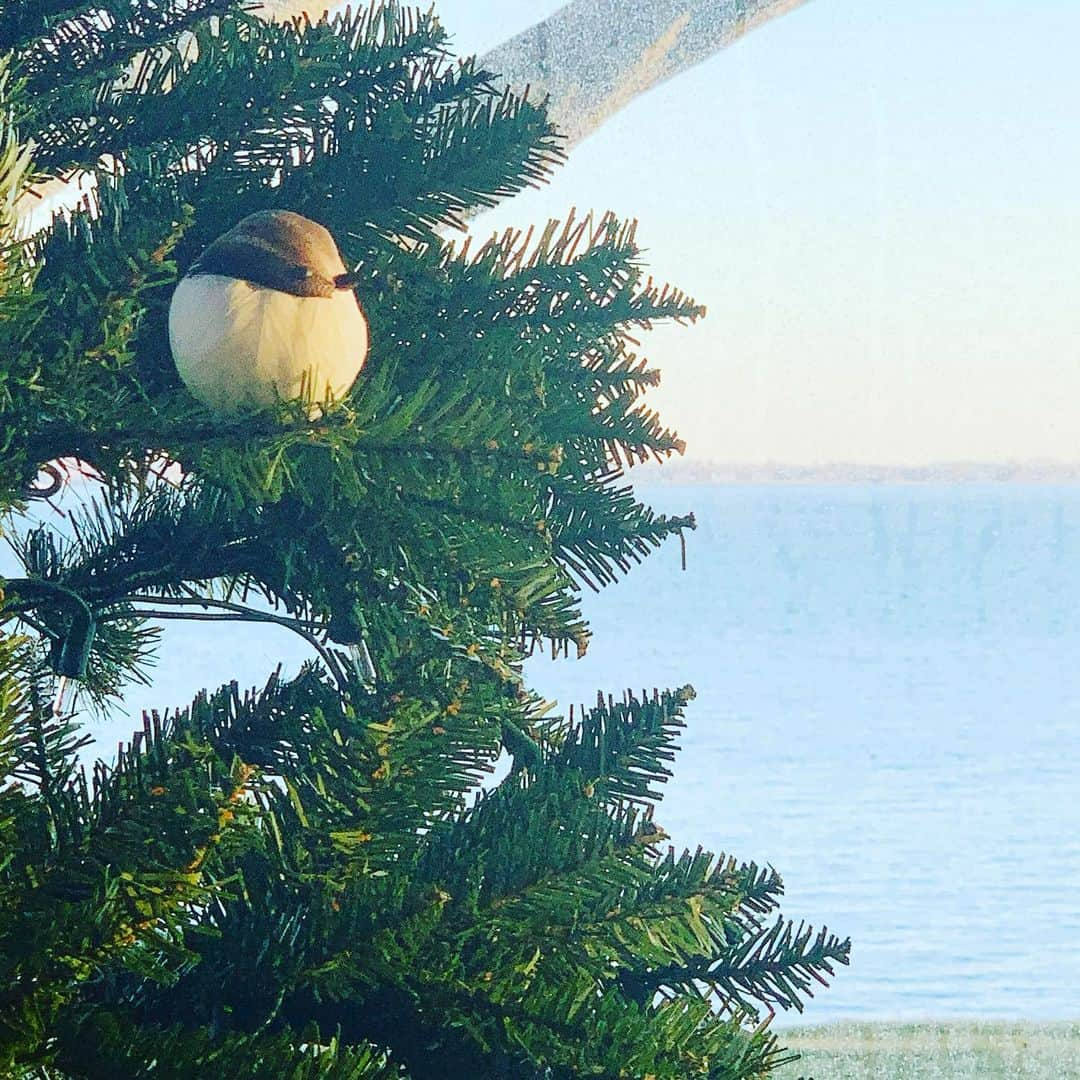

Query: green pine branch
[50,1009,400,1080]
[0,3,849,1075]
[538,685,692,807]
[17,1,242,169]
[0,640,254,1067]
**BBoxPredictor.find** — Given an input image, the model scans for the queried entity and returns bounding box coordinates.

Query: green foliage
[0,2,849,1076]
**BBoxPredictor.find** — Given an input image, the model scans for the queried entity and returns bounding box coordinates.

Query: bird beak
[333,271,360,290]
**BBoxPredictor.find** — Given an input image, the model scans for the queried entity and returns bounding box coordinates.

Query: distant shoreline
[635,462,1080,485]
[773,1020,1080,1078]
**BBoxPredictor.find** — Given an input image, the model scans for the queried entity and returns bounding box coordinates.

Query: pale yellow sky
[442,0,1080,465]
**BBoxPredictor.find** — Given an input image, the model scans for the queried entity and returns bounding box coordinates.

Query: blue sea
[110,484,1080,1025]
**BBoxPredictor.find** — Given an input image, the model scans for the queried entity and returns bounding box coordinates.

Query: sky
[428,0,1080,465]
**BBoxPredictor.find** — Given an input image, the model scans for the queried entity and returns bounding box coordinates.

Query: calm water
[530,484,1080,1026]
[111,484,1080,1025]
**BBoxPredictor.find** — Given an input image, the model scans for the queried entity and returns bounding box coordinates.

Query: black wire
[104,598,350,690]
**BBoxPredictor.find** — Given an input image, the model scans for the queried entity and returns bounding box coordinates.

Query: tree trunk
[255,1,809,147]
[476,0,810,148]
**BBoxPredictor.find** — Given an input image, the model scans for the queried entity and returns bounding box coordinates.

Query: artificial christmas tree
[0,3,848,1076]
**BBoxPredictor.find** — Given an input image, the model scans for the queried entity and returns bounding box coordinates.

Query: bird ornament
[169,210,368,414]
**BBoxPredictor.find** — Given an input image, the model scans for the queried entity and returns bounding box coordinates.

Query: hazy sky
[432,1,1080,465]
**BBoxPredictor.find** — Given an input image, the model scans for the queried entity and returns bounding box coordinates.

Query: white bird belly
[169,274,368,414]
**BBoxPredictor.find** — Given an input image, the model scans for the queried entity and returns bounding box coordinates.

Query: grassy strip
[773,1021,1080,1079]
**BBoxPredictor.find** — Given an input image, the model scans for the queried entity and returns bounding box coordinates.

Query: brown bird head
[188,210,355,298]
